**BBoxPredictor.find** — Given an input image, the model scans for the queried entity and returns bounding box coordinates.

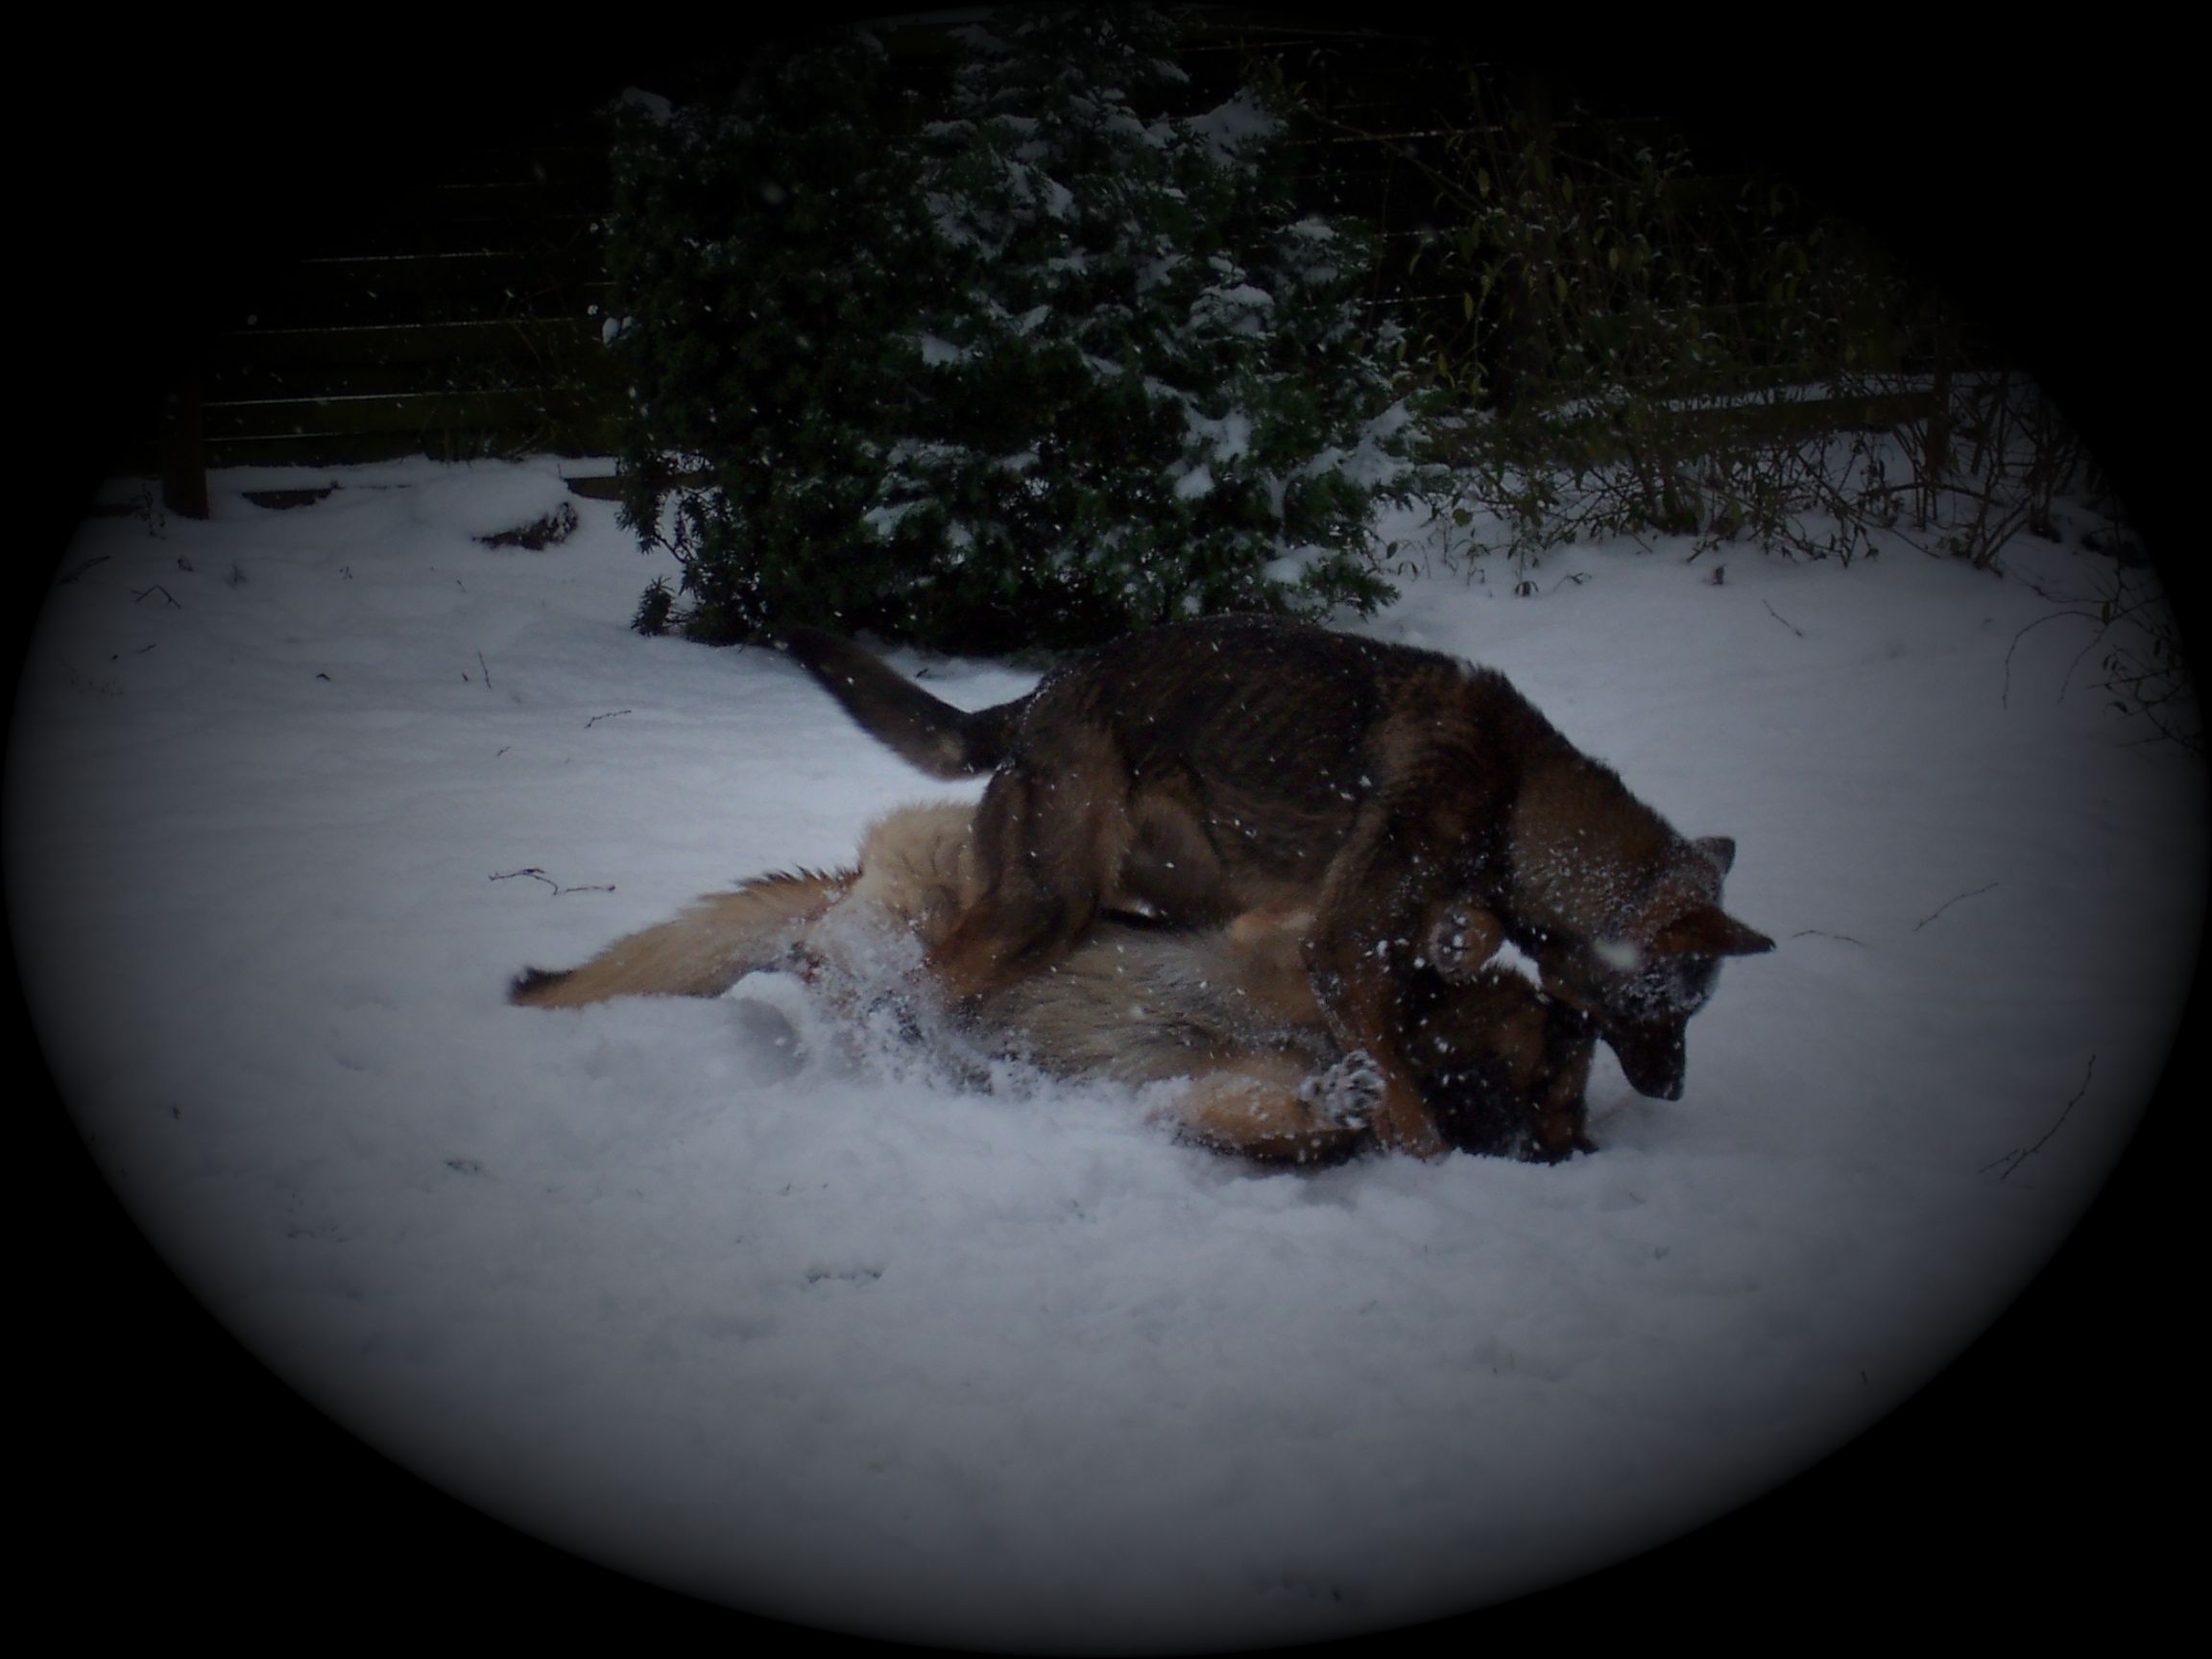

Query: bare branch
[491,867,617,897]
[1912,882,1997,932]
[2001,609,2094,710]
[1979,1055,2095,1181]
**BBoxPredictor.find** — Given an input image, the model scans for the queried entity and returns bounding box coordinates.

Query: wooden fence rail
[146,17,1934,517]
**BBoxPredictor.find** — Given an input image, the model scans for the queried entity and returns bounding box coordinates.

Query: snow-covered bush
[1386,74,2101,583]
[1406,86,1925,566]
[606,8,1416,652]
[605,32,941,644]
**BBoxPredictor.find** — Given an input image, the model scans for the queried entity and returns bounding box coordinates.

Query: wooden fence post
[161,354,209,519]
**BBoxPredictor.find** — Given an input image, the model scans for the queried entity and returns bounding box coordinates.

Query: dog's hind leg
[928,732,1137,1000]
[510,869,851,1008]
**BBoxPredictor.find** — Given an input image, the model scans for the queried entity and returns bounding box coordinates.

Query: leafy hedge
[606,7,1416,653]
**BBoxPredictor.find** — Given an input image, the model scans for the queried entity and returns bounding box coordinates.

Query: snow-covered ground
[10,457,2202,1651]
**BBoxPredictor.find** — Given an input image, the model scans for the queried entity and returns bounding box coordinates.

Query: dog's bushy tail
[783,626,1024,780]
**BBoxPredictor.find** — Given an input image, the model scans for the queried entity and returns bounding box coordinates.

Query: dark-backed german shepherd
[785,615,1770,1155]
[512,802,1596,1164]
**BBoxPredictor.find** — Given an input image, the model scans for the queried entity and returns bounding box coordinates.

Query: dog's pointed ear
[1694,835,1737,876]
[1655,903,1773,957]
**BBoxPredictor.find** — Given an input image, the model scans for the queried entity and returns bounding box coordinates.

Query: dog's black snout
[1611,1027,1688,1100]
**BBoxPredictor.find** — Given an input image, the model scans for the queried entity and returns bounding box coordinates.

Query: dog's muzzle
[1610,1023,1687,1100]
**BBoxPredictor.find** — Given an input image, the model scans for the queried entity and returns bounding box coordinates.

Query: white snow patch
[10,459,2199,1652]
[1482,937,1547,989]
[1594,938,1643,973]
[1190,86,1282,164]
[616,85,674,123]
[1173,463,1215,499]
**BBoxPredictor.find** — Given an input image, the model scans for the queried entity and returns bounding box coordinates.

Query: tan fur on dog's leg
[846,802,982,933]
[510,869,850,1008]
[1155,1051,1364,1165]
[511,803,979,1013]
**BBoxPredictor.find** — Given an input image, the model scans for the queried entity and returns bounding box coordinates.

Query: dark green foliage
[605,32,940,642]
[606,8,1412,652]
[631,574,675,636]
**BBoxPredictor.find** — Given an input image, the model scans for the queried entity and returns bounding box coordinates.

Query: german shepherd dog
[784,615,1771,1157]
[512,802,1596,1163]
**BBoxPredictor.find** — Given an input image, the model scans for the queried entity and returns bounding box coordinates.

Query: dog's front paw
[1427,907,1484,980]
[1300,1049,1385,1129]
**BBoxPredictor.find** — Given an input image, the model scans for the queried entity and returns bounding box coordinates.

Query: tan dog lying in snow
[513,801,1597,1164]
